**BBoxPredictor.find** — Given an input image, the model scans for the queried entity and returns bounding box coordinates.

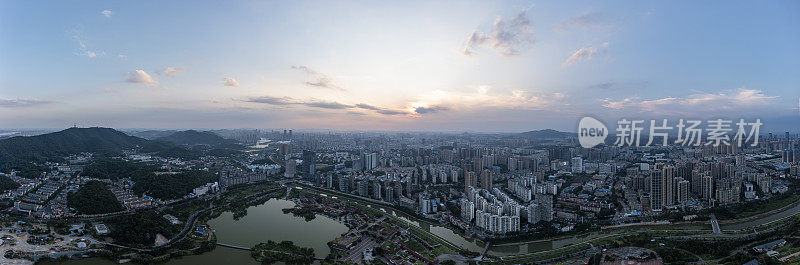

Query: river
[298,187,799,257]
[46,189,800,264]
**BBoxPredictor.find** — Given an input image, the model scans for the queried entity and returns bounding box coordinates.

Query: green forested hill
[81,158,159,180]
[0,128,204,177]
[68,180,124,214]
[0,127,149,164]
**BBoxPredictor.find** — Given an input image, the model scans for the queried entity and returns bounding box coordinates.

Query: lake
[53,198,348,265]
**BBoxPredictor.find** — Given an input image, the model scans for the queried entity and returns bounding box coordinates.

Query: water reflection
[61,198,347,265]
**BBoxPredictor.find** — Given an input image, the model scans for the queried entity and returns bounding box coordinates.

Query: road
[344,237,378,264]
[710,214,722,235]
[0,229,100,265]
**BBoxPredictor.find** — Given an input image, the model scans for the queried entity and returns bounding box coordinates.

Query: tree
[0,175,20,192]
[132,170,217,200]
[68,181,124,214]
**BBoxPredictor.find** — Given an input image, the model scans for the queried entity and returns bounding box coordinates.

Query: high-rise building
[326,174,333,189]
[534,193,553,222]
[571,156,583,174]
[461,199,475,222]
[650,171,663,211]
[783,149,794,163]
[662,165,675,206]
[302,150,316,178]
[362,152,378,171]
[284,159,297,178]
[480,169,493,190]
[278,142,292,157]
[372,182,382,200]
[338,176,349,193]
[464,171,478,192]
[385,186,394,202]
[702,175,714,204]
[357,181,369,197]
[691,169,703,195]
[677,178,690,203]
[527,203,541,224]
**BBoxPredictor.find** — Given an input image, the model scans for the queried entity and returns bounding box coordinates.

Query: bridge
[216,243,252,251]
[710,214,722,235]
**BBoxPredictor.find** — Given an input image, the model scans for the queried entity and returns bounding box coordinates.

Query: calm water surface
[59,198,347,265]
[49,192,800,263]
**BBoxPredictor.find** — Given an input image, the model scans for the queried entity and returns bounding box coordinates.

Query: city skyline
[2,1,799,132]
[2,2,800,264]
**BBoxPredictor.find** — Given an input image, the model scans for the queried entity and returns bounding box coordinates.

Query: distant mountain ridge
[0,127,214,177]
[154,130,239,147]
[519,129,575,139]
[128,130,178,140]
[0,127,149,163]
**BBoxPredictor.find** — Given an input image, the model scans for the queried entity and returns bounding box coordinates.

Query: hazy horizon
[2,1,799,132]
[1,125,799,135]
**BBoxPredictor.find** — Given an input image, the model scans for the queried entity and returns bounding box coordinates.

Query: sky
[1,0,799,132]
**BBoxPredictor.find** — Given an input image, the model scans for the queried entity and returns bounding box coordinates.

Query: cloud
[71,28,103,58]
[245,96,295,105]
[305,77,334,88]
[291,65,344,90]
[462,9,534,56]
[410,86,566,115]
[223,77,240,87]
[163,67,187,76]
[125,70,158,84]
[244,96,413,115]
[355,103,381,110]
[602,88,778,115]
[562,42,608,68]
[101,10,112,18]
[302,100,352,109]
[0,98,55,107]
[245,96,352,109]
[554,12,604,32]
[377,109,410,115]
[355,103,410,115]
[291,65,318,75]
[414,105,448,114]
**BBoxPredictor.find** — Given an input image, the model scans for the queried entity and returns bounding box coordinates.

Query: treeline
[132,170,218,200]
[82,158,158,180]
[67,180,124,214]
[251,240,316,264]
[251,158,276,165]
[83,159,217,200]
[0,160,49,178]
[0,174,20,192]
[709,192,799,220]
[106,211,181,246]
[152,146,201,160]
